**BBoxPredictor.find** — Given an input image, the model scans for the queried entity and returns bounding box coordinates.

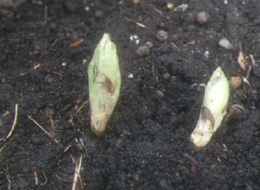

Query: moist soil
[1,0,260,190]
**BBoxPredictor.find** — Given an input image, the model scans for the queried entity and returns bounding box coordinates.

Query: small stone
[159,179,168,188]
[196,11,210,24]
[219,38,234,49]
[156,90,164,97]
[132,0,140,5]
[156,30,168,42]
[145,41,153,48]
[162,72,171,80]
[229,76,242,88]
[95,10,104,18]
[128,74,134,78]
[167,2,175,10]
[49,22,57,30]
[137,45,150,56]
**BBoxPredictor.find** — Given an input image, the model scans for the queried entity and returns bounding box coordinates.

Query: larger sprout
[190,67,230,147]
[88,33,121,135]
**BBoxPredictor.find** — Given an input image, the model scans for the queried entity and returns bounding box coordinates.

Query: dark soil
[1,0,260,189]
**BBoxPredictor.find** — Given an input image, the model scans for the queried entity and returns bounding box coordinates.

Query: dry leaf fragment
[237,50,247,71]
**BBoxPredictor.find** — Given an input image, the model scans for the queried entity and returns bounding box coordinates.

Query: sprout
[88,33,121,135]
[190,67,230,147]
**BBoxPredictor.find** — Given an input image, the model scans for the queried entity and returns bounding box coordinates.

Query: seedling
[190,67,230,147]
[88,33,121,135]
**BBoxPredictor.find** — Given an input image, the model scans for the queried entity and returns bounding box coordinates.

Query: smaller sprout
[190,67,230,147]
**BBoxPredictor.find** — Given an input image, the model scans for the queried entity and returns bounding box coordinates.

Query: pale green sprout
[88,33,121,135]
[190,67,229,147]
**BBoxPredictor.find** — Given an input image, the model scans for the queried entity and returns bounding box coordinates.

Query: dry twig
[69,39,84,48]
[125,17,146,28]
[7,104,18,139]
[27,115,61,145]
[76,99,89,114]
[148,4,163,15]
[33,170,39,186]
[4,165,11,190]
[72,155,83,190]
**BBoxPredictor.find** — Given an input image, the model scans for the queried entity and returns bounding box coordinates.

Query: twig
[249,54,255,66]
[239,75,251,87]
[246,65,252,80]
[69,39,84,48]
[76,99,89,114]
[44,6,48,24]
[125,17,147,28]
[33,170,39,186]
[4,165,11,190]
[171,42,180,51]
[148,4,163,15]
[7,104,18,139]
[151,62,158,82]
[27,115,61,145]
[43,171,48,185]
[0,144,7,153]
[72,155,83,190]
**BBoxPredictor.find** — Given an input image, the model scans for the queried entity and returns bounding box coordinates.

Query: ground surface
[1,0,260,189]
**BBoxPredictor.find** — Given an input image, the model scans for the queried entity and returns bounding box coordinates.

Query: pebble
[159,179,168,188]
[128,73,134,78]
[162,72,171,80]
[137,45,150,56]
[167,2,174,10]
[130,34,140,45]
[49,22,57,30]
[156,30,168,41]
[95,10,104,18]
[196,11,210,24]
[219,38,234,49]
[156,90,164,97]
[132,0,141,5]
[229,76,242,88]
[145,41,153,48]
